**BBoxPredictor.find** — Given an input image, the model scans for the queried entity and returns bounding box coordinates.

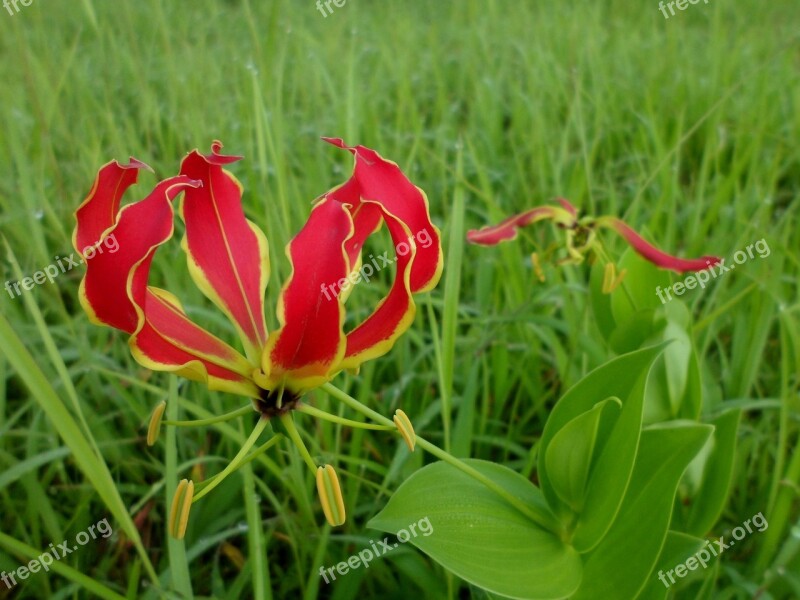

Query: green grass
[0,0,798,598]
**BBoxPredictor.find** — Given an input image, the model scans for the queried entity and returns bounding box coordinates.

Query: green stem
[280,412,318,471]
[297,403,395,431]
[193,417,269,502]
[193,434,285,496]
[163,404,253,427]
[320,383,563,535]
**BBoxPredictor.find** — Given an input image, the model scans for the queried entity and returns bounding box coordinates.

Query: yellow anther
[393,409,416,452]
[147,401,167,446]
[530,253,546,282]
[602,262,615,294]
[316,465,346,527]
[609,268,628,292]
[169,479,195,540]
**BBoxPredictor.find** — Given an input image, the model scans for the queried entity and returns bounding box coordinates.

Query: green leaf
[368,460,582,600]
[610,249,673,321]
[635,531,708,600]
[0,311,160,589]
[545,397,621,512]
[608,309,658,354]
[680,409,741,536]
[571,422,712,600]
[539,345,665,551]
[643,302,700,423]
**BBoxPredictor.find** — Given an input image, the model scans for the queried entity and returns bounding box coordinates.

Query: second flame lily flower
[467,198,720,274]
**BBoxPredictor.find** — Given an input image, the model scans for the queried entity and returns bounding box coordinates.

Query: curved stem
[320,383,563,535]
[163,404,253,427]
[280,412,318,472]
[297,403,395,431]
[193,417,269,502]
[193,433,286,498]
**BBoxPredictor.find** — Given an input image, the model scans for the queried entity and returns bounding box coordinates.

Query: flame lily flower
[467,198,720,276]
[74,139,442,532]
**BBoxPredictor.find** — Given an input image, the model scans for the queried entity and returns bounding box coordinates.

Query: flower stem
[193,417,270,502]
[297,403,395,431]
[320,382,563,535]
[280,412,318,472]
[163,404,253,427]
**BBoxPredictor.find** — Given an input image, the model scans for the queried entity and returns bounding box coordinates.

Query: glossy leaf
[610,249,673,322]
[545,397,621,512]
[571,422,712,600]
[679,409,742,536]
[369,460,582,600]
[635,531,709,600]
[539,345,665,552]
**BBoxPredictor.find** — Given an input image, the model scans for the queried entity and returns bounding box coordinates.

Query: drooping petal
[339,204,417,371]
[466,204,575,246]
[322,138,443,293]
[179,142,270,364]
[73,157,151,253]
[77,176,191,333]
[76,169,258,397]
[260,196,353,392]
[602,218,720,273]
[132,289,259,397]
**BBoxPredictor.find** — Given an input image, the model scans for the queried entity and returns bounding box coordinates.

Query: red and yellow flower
[467,198,719,278]
[74,139,442,413]
[74,139,441,533]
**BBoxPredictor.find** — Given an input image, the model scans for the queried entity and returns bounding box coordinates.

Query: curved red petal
[261,197,352,392]
[341,203,417,371]
[609,219,721,273]
[77,170,257,396]
[466,206,563,246]
[179,143,270,363]
[323,138,443,293]
[73,158,152,253]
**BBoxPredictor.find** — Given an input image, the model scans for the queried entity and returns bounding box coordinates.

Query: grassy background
[0,0,798,598]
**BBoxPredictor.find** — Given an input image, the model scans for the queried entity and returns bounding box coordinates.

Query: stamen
[279,412,318,472]
[162,404,253,428]
[610,268,628,292]
[530,252,546,282]
[602,262,615,294]
[192,417,270,502]
[296,404,395,431]
[393,409,416,452]
[147,401,167,446]
[316,465,346,526]
[169,479,194,540]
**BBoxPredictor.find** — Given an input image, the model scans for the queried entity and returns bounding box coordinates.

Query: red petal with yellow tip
[261,197,352,392]
[179,142,270,363]
[466,205,566,246]
[340,204,417,370]
[73,158,151,253]
[605,219,720,273]
[323,138,443,293]
[76,170,258,397]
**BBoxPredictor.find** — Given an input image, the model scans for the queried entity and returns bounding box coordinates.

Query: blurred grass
[0,0,798,598]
